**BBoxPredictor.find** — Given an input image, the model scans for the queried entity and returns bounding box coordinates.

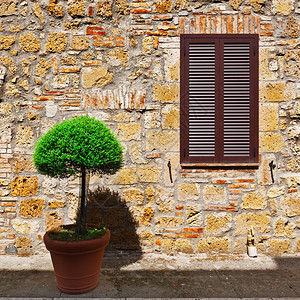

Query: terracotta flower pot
[44,229,110,294]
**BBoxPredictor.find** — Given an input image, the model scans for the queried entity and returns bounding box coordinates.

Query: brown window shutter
[180,34,259,164]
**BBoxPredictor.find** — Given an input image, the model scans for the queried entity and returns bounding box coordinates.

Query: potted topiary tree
[33,115,123,294]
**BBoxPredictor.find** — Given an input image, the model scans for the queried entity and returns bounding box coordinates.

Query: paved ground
[0,252,299,298]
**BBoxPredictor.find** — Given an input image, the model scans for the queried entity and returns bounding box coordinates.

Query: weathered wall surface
[0,0,299,256]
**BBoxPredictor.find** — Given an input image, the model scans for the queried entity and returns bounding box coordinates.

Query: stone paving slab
[0,253,299,298]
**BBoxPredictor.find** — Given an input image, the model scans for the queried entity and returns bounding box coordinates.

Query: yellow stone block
[130,206,154,226]
[82,67,113,88]
[108,167,137,185]
[197,237,230,253]
[260,81,285,102]
[259,132,284,152]
[19,198,45,218]
[259,103,278,131]
[174,239,194,253]
[122,189,144,205]
[162,105,180,129]
[138,165,162,183]
[272,0,295,15]
[259,48,278,80]
[205,213,232,234]
[155,216,184,227]
[153,83,179,103]
[274,218,296,238]
[146,130,179,151]
[204,185,226,204]
[178,183,200,201]
[46,32,67,53]
[267,239,291,254]
[280,193,300,217]
[235,212,270,235]
[115,123,141,141]
[242,190,267,210]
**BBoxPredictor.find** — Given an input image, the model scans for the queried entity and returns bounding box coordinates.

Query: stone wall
[0,0,299,256]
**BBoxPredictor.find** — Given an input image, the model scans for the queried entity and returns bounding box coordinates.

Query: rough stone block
[10,176,39,196]
[178,183,200,201]
[68,0,86,17]
[122,189,144,205]
[205,213,232,234]
[272,0,295,15]
[138,229,154,248]
[260,81,285,102]
[45,211,63,231]
[162,105,180,129]
[18,33,41,52]
[197,237,230,253]
[70,36,90,50]
[138,165,162,183]
[19,198,45,218]
[259,103,278,131]
[108,167,137,185]
[105,48,128,66]
[280,193,300,217]
[164,49,179,82]
[115,123,141,141]
[146,130,179,151]
[16,237,33,256]
[267,238,291,254]
[155,216,184,227]
[259,48,278,80]
[204,185,226,204]
[153,83,179,103]
[235,212,271,235]
[241,190,267,210]
[259,132,284,152]
[46,33,67,53]
[130,206,154,226]
[82,67,113,88]
[274,218,296,238]
[0,35,15,50]
[156,186,174,212]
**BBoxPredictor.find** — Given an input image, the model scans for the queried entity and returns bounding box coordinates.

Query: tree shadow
[87,187,142,260]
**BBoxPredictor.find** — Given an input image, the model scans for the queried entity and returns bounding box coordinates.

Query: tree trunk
[76,166,88,235]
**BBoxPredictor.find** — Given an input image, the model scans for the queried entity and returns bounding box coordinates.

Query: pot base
[44,229,110,294]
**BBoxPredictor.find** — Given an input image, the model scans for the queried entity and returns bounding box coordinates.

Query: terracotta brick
[179,17,185,34]
[59,67,80,73]
[153,14,173,21]
[249,15,255,33]
[177,233,199,238]
[235,179,255,183]
[52,57,58,75]
[33,96,54,101]
[260,31,273,36]
[175,211,183,216]
[238,15,244,33]
[132,8,151,13]
[88,6,93,17]
[227,16,233,33]
[195,16,200,33]
[183,228,203,233]
[86,26,106,35]
[176,205,184,210]
[145,152,163,158]
[155,238,162,246]
[200,16,206,33]
[43,91,64,96]
[147,30,167,36]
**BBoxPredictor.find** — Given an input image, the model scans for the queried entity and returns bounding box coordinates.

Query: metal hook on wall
[269,160,276,183]
[167,160,173,183]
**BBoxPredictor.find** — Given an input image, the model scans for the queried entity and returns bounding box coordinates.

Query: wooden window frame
[180,34,259,167]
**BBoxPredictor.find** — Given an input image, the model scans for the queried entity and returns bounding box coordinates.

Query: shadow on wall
[87,187,142,254]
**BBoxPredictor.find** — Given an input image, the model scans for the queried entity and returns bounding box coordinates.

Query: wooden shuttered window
[180,34,259,164]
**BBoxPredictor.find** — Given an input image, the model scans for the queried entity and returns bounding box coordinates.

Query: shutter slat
[189,43,215,157]
[223,43,251,157]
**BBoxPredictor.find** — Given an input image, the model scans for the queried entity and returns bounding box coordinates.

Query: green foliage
[33,115,123,179]
[48,225,107,241]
